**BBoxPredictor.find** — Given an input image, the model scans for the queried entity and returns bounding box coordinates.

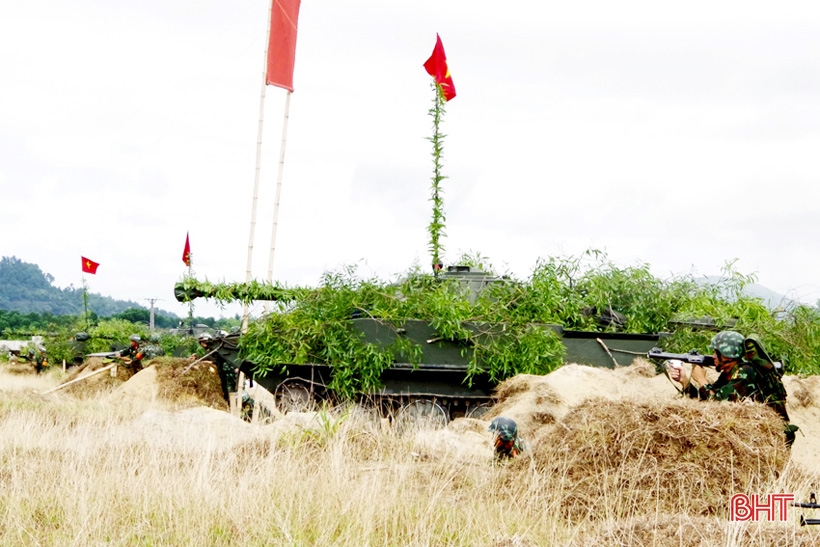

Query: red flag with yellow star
[182,232,192,266]
[423,34,456,101]
[81,256,99,275]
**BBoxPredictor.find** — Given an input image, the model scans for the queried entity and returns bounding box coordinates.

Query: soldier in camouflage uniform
[488,416,525,459]
[670,330,797,446]
[198,332,239,401]
[115,335,146,371]
[142,334,166,360]
[34,346,48,374]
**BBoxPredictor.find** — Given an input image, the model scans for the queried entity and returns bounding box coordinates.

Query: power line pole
[143,298,161,331]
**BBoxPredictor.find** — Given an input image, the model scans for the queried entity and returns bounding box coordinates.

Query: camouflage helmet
[149,334,160,343]
[488,416,518,442]
[198,332,213,342]
[709,330,744,359]
[129,334,141,343]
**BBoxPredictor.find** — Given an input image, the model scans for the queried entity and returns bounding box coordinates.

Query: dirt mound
[106,365,159,405]
[507,398,789,521]
[60,356,226,409]
[150,357,226,409]
[130,406,254,448]
[2,362,35,375]
[485,361,673,435]
[411,417,491,462]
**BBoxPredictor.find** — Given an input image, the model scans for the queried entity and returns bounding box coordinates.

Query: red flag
[423,34,456,101]
[182,232,192,267]
[81,256,99,275]
[266,0,302,92]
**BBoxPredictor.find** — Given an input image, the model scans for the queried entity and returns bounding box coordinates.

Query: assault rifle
[85,351,120,359]
[646,347,715,367]
[792,493,820,526]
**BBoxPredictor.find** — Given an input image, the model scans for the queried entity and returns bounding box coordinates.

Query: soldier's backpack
[744,335,789,420]
[744,335,799,446]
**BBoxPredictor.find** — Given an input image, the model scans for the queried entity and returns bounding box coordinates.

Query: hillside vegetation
[0,256,143,316]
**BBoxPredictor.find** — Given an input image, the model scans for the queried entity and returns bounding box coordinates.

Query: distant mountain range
[696,276,800,311]
[0,256,177,318]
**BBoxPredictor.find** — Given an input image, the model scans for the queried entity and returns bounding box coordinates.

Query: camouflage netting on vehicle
[175,253,820,397]
[506,398,790,522]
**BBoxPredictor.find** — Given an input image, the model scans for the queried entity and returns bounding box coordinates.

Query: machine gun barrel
[646,347,715,367]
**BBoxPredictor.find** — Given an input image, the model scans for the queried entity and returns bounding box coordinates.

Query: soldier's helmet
[709,331,745,359]
[488,416,518,442]
[129,334,141,343]
[198,332,214,343]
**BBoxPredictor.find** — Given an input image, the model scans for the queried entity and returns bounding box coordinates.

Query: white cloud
[2,0,820,319]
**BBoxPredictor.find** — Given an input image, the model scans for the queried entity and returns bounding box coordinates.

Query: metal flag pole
[265,90,292,314]
[242,0,275,332]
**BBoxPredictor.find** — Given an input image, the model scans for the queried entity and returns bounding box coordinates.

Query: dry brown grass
[510,398,791,521]
[1,363,819,546]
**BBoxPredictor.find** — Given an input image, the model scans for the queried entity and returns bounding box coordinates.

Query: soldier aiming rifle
[648,330,798,446]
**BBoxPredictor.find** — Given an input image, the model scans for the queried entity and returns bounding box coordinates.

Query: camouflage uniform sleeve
[684,373,735,401]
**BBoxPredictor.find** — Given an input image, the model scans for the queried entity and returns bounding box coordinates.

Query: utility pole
[143,298,161,331]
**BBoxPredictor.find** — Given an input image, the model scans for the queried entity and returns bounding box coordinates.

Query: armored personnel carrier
[175,266,667,425]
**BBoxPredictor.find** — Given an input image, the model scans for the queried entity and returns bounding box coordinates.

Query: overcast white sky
[2,0,820,319]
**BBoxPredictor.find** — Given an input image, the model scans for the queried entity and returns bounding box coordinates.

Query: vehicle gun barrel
[173,280,309,303]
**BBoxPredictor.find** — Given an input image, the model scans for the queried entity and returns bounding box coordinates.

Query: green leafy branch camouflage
[427,81,447,269]
[177,252,820,397]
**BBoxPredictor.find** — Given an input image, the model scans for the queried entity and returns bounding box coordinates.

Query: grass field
[2,365,820,546]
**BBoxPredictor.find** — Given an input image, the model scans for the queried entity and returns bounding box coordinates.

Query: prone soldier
[488,416,525,459]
